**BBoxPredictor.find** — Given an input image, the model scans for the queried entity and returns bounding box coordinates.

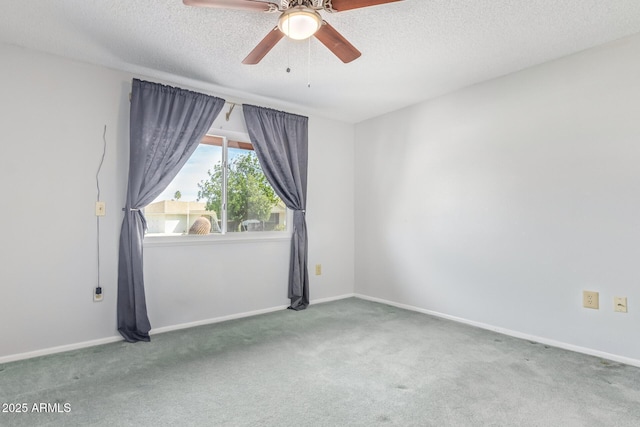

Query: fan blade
[314,21,361,63]
[242,27,285,64]
[183,0,278,12]
[329,0,403,12]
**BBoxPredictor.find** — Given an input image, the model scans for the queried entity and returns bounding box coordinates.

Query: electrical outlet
[95,201,106,216]
[315,264,322,275]
[583,291,599,309]
[94,287,103,302]
[614,297,627,313]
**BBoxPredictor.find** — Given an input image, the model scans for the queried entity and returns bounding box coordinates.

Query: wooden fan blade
[242,27,285,64]
[183,0,278,12]
[314,21,361,63]
[329,0,403,12]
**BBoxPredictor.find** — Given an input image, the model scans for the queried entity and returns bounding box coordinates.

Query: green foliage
[174,190,181,201]
[197,153,279,225]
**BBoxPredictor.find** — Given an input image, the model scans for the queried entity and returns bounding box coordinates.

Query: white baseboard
[0,336,123,365]
[149,304,290,335]
[311,293,355,305]
[354,293,640,368]
[152,293,355,335]
[0,294,356,364]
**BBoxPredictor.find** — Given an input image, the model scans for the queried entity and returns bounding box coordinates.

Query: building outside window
[145,135,286,236]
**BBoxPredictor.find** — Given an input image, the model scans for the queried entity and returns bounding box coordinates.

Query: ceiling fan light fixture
[278,6,321,40]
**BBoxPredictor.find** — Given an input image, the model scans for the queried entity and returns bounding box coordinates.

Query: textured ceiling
[2,0,640,123]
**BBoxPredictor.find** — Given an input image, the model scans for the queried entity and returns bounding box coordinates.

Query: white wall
[0,43,355,360]
[307,117,355,300]
[0,44,129,359]
[354,34,640,363]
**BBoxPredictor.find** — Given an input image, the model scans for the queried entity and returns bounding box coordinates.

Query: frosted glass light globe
[278,7,321,40]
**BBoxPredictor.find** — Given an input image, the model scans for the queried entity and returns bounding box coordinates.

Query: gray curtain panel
[242,105,309,310]
[118,79,225,342]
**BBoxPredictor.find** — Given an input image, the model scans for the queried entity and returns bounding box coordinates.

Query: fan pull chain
[286,42,291,73]
[286,16,291,73]
[307,37,311,88]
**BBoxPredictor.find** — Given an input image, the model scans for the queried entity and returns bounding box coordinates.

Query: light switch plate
[95,201,106,216]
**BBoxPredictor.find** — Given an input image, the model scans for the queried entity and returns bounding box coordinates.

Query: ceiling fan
[183,0,403,64]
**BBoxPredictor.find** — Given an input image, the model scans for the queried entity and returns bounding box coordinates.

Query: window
[145,135,287,237]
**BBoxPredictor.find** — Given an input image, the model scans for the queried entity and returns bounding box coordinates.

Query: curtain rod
[128,92,242,122]
[128,94,241,103]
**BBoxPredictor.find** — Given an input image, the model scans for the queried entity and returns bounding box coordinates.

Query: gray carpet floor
[1,297,639,426]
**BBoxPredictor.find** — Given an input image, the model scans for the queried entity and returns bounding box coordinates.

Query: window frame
[143,133,292,247]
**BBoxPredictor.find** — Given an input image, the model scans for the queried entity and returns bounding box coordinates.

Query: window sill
[143,232,292,247]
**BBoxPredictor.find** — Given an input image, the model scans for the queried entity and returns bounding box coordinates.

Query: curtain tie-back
[122,207,147,231]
